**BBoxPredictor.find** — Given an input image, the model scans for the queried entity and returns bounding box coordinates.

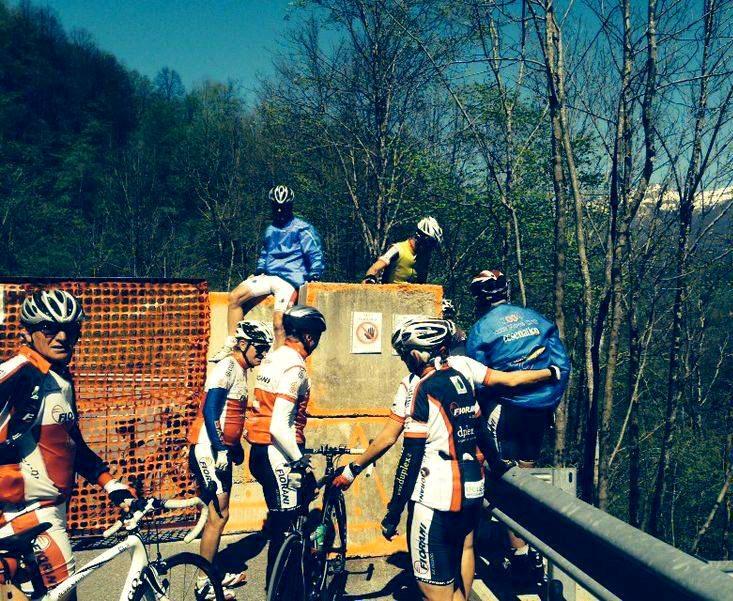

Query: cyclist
[243,305,326,590]
[442,298,467,355]
[466,269,570,581]
[378,318,513,601]
[187,320,274,599]
[212,184,324,360]
[0,290,135,601]
[332,317,560,495]
[363,217,443,284]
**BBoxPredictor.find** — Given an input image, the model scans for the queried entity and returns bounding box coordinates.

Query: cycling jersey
[188,355,248,451]
[244,343,310,446]
[256,217,325,289]
[241,274,297,313]
[0,347,114,591]
[379,239,430,284]
[385,364,500,520]
[467,303,570,409]
[0,347,110,509]
[389,356,492,425]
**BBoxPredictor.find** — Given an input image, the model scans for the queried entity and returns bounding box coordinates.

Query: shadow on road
[342,552,420,600]
[215,531,268,574]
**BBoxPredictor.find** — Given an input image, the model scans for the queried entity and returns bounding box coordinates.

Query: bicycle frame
[35,532,150,601]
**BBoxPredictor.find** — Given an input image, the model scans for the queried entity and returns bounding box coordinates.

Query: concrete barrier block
[225,416,408,557]
[301,282,442,416]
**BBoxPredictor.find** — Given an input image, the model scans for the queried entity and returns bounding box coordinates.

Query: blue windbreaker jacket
[256,217,325,288]
[467,303,570,410]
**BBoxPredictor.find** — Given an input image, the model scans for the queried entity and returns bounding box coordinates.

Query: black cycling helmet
[470,269,509,306]
[20,289,86,327]
[283,305,327,336]
[391,317,451,357]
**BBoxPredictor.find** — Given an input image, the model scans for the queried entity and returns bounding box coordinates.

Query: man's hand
[230,442,245,466]
[105,480,136,512]
[362,274,379,284]
[381,514,399,541]
[215,449,229,471]
[287,456,312,490]
[332,462,362,491]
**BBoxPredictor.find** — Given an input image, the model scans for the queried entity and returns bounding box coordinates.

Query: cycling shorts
[249,443,306,512]
[407,501,481,586]
[243,275,297,313]
[0,502,74,591]
[189,444,233,499]
[487,403,553,462]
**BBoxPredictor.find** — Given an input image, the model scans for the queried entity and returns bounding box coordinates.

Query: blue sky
[36,1,297,95]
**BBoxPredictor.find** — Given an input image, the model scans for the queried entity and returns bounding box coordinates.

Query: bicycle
[266,444,365,601]
[0,496,225,601]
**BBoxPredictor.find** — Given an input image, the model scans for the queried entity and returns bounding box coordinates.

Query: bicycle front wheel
[267,532,305,601]
[131,551,225,601]
[313,490,348,600]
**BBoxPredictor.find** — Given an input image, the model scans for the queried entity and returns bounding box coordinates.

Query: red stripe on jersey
[38,424,76,496]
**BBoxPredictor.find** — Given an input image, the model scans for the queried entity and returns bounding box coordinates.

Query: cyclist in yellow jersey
[363,217,443,284]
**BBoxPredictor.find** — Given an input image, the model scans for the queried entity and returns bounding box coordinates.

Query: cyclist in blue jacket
[213,185,325,360]
[466,269,570,583]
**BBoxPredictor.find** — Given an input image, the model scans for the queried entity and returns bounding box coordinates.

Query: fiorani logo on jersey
[355,321,379,344]
[51,404,75,424]
[33,534,51,553]
[449,402,478,417]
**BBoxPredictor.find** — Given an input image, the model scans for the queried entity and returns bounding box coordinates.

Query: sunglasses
[252,344,270,359]
[32,323,82,340]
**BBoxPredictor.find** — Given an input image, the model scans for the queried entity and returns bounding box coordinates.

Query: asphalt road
[75,532,488,600]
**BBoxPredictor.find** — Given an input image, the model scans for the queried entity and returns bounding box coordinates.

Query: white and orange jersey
[187,355,248,448]
[245,342,310,445]
[0,347,109,513]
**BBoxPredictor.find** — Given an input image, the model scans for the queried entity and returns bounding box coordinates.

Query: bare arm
[488,368,553,388]
[364,258,388,280]
[354,418,403,469]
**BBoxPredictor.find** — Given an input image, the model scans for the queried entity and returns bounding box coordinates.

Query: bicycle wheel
[312,491,348,601]
[267,532,305,601]
[131,551,225,601]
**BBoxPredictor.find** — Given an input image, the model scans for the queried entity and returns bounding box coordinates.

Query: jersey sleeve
[300,224,325,278]
[378,244,400,266]
[389,379,409,423]
[404,383,429,439]
[457,356,492,388]
[205,358,236,393]
[275,365,307,402]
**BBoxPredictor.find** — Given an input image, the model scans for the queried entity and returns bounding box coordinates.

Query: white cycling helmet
[416,216,443,245]
[391,316,451,356]
[20,289,86,326]
[269,185,294,205]
[235,320,274,346]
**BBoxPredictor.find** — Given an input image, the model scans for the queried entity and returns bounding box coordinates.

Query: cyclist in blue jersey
[466,269,570,583]
[213,185,325,360]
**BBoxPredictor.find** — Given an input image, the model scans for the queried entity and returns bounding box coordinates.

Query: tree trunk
[648,0,713,537]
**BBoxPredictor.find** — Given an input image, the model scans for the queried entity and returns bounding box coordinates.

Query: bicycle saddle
[0,522,52,553]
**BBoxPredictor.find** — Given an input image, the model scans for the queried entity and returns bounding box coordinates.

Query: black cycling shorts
[189,444,233,499]
[407,501,481,586]
[249,443,307,512]
[487,402,553,462]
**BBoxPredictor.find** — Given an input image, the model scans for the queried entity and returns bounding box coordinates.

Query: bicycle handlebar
[103,497,207,544]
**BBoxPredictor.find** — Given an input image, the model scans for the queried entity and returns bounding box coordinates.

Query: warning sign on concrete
[351,311,383,354]
[392,314,423,354]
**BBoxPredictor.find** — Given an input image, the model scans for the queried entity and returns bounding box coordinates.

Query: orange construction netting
[0,279,209,540]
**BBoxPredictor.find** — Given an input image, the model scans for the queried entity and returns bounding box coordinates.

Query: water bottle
[311,523,327,552]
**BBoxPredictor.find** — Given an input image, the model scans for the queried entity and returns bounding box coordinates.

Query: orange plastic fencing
[0,279,209,540]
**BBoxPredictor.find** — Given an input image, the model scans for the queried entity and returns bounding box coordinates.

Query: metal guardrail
[485,467,733,601]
